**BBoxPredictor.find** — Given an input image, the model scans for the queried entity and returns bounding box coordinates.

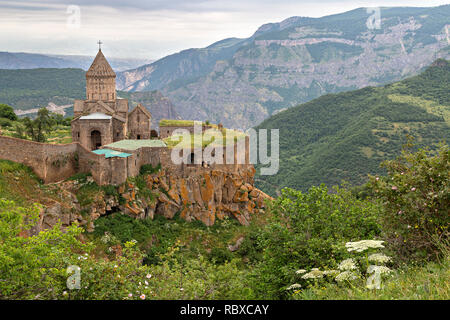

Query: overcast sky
[0,0,448,59]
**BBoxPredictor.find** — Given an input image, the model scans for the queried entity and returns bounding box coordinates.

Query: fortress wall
[0,136,79,183]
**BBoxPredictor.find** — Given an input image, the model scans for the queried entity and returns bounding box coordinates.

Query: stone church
[71,48,152,150]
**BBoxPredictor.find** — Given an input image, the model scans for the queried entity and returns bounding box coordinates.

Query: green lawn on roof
[163,128,246,149]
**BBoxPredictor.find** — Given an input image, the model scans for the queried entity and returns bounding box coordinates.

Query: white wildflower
[367,265,391,275]
[146,274,152,279]
[286,283,302,290]
[345,240,384,252]
[335,271,358,282]
[295,269,307,274]
[368,253,392,264]
[301,269,323,279]
[338,258,357,271]
[323,270,339,276]
[140,294,146,300]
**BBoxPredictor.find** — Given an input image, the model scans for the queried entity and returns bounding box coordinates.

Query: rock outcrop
[34,166,272,232]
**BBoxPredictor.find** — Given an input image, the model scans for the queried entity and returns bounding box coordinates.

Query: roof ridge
[86,50,116,78]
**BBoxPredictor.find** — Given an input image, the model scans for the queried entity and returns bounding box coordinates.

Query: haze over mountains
[0,52,152,72]
[117,5,450,129]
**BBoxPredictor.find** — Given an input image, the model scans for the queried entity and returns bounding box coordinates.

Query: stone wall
[0,136,127,185]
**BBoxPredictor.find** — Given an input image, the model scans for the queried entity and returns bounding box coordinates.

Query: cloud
[0,0,449,59]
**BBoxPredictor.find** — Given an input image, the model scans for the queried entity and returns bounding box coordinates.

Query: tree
[0,103,17,121]
[22,108,55,142]
[368,142,449,262]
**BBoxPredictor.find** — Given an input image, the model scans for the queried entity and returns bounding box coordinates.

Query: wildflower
[397,210,402,215]
[286,284,301,290]
[391,186,397,190]
[411,187,416,191]
[295,269,307,274]
[345,240,384,252]
[367,265,391,275]
[114,265,118,268]
[375,177,379,181]
[301,269,323,279]
[368,253,392,264]
[335,271,358,282]
[140,294,146,300]
[144,280,148,286]
[338,258,357,271]
[146,274,152,279]
[180,288,184,291]
[128,293,133,298]
[62,291,68,296]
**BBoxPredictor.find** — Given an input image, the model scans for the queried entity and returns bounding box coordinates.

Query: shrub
[368,142,449,262]
[0,103,17,121]
[250,185,382,299]
[0,117,12,128]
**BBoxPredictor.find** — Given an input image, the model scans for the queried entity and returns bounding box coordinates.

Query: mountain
[0,68,179,122]
[0,52,152,71]
[0,68,86,111]
[117,5,450,129]
[254,59,450,196]
[118,91,182,128]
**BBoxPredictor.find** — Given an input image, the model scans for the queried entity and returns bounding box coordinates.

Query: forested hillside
[0,68,85,110]
[255,59,450,196]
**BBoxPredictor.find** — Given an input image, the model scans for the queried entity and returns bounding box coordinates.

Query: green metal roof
[104,139,167,151]
[92,148,132,158]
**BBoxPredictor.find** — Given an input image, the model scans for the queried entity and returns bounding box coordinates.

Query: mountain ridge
[117,5,450,129]
[254,59,450,196]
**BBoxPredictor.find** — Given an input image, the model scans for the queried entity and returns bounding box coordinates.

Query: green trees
[21,108,55,142]
[369,142,449,262]
[0,103,17,121]
[250,185,382,299]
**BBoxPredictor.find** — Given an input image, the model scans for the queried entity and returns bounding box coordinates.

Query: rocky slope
[35,166,272,233]
[117,5,450,129]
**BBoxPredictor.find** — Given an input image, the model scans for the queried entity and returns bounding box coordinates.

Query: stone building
[71,48,152,150]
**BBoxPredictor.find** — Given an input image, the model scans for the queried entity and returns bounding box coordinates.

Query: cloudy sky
[0,0,448,59]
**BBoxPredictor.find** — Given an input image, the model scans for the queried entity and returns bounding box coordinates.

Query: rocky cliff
[35,166,272,233]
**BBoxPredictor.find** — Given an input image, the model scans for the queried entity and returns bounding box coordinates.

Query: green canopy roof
[103,139,167,151]
[92,148,132,158]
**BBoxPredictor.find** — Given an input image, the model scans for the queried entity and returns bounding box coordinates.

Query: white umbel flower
[323,270,339,276]
[345,240,385,252]
[301,269,323,279]
[338,258,357,271]
[335,271,358,282]
[295,269,307,274]
[368,253,392,264]
[286,283,302,290]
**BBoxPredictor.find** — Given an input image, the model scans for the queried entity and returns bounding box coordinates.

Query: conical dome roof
[86,50,116,77]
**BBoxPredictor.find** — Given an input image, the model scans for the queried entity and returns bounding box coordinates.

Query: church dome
[86,49,116,78]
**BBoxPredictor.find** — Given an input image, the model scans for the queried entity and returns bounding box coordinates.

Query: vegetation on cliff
[0,143,448,300]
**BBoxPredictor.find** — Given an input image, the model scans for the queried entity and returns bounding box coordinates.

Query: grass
[163,128,247,149]
[1,123,72,144]
[296,252,450,300]
[159,119,201,127]
[0,159,63,206]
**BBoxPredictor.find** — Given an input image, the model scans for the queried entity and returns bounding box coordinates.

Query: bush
[0,117,12,128]
[0,103,17,121]
[368,142,449,262]
[250,185,382,299]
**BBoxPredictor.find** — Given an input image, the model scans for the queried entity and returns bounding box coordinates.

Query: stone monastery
[0,47,271,227]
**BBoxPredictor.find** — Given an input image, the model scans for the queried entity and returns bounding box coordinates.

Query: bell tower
[85,41,116,102]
